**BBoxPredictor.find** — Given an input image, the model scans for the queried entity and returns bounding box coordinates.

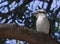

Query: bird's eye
[38,11,46,14]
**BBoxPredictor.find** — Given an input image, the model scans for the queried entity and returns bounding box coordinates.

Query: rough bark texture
[0,23,59,44]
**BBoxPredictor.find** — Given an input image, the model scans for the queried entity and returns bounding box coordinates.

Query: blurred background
[0,0,60,44]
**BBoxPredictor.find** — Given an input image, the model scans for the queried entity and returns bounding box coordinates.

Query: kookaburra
[32,10,50,34]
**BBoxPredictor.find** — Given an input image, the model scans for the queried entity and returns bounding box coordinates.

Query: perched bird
[32,10,50,34]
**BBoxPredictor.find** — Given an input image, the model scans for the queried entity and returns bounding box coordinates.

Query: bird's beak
[32,11,38,17]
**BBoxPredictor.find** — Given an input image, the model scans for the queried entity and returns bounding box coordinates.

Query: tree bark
[0,23,59,44]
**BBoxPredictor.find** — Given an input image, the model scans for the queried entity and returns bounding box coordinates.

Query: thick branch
[0,23,59,44]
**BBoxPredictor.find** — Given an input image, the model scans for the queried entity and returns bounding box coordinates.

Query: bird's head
[32,9,46,18]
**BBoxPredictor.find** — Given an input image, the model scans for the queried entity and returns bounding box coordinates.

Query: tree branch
[46,0,53,12]
[0,23,59,44]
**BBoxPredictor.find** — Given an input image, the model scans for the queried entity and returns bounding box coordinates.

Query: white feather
[36,13,49,34]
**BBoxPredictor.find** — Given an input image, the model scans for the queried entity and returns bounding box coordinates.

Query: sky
[0,0,60,25]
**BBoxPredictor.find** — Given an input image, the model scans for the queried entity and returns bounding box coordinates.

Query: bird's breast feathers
[36,15,45,24]
[36,15,49,34]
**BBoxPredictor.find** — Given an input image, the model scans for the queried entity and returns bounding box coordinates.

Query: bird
[32,9,50,34]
